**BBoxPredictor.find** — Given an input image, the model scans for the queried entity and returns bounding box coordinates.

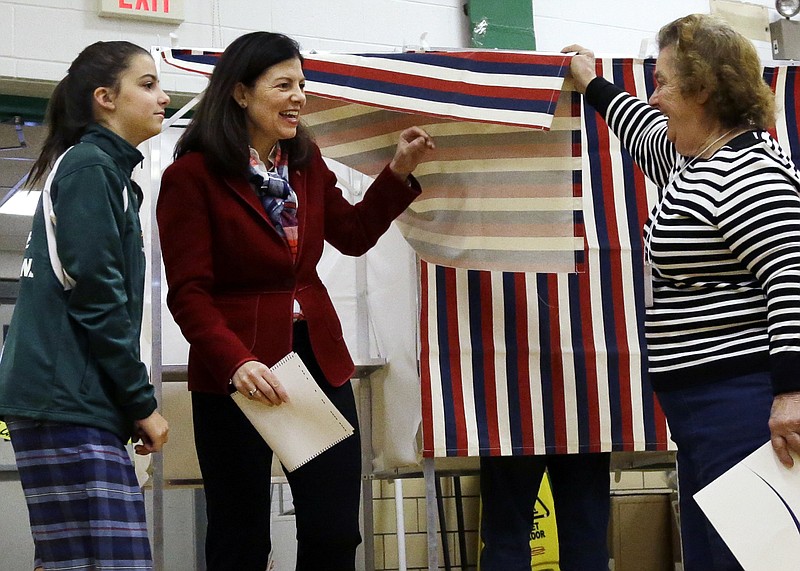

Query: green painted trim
[0,94,48,124]
[467,0,536,49]
[0,94,186,125]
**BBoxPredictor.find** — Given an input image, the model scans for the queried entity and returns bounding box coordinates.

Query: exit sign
[98,0,184,24]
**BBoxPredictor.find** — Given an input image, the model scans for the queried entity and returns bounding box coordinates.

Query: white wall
[0,0,470,95]
[533,0,709,54]
[532,0,783,60]
[0,1,787,95]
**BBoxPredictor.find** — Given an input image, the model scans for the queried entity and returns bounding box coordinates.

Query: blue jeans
[479,453,611,571]
[657,372,773,571]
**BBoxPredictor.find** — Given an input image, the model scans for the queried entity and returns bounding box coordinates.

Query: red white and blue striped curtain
[419,60,800,458]
[162,49,569,130]
[420,59,661,457]
[160,50,800,458]
[764,65,800,159]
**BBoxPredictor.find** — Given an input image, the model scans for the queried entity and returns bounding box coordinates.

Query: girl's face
[100,53,170,147]
[234,57,306,158]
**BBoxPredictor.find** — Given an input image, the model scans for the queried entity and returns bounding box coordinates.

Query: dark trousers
[479,452,611,571]
[192,321,362,571]
[657,372,772,571]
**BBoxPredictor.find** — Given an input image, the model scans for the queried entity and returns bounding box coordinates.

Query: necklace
[695,128,737,159]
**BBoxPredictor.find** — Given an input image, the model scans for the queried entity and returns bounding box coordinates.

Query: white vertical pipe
[395,479,407,571]
[149,46,165,571]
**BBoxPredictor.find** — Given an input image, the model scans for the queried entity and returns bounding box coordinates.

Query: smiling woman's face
[648,45,711,156]
[235,57,306,157]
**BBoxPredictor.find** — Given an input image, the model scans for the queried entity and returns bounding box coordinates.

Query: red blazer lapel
[290,167,308,261]
[223,176,268,223]
[223,175,289,250]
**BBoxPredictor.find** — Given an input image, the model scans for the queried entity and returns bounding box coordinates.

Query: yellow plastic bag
[0,420,9,441]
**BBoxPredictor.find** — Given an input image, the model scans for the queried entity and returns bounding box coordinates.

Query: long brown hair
[175,31,313,178]
[28,41,150,187]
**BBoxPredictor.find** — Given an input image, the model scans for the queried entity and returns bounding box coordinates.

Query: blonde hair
[657,13,775,130]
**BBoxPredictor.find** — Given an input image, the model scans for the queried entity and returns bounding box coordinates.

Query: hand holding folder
[232,352,355,472]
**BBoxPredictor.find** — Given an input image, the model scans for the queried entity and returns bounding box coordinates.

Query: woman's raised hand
[389,126,435,180]
[561,44,598,95]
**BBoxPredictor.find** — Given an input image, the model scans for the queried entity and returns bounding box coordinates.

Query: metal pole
[395,479,407,571]
[424,458,440,571]
[148,45,165,571]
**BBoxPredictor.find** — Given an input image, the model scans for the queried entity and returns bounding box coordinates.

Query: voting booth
[141,48,800,570]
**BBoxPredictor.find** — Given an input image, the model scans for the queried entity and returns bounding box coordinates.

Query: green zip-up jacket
[0,124,157,441]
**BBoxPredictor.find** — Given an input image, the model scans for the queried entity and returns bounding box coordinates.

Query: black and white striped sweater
[586,77,800,395]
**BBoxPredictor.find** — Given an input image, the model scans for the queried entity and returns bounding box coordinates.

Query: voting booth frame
[143,46,707,571]
[143,44,571,571]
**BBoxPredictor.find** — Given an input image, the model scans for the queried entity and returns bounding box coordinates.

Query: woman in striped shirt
[565,14,800,570]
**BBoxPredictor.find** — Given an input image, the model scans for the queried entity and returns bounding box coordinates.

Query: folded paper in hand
[232,352,355,472]
[694,442,800,570]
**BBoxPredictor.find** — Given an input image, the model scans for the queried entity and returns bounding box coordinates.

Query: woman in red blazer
[157,31,433,571]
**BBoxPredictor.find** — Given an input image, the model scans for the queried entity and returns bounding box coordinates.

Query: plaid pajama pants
[6,418,153,570]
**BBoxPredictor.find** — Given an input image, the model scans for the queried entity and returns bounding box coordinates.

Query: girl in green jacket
[0,40,170,570]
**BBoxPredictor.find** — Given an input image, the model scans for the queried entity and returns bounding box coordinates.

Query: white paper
[694,442,800,570]
[232,352,354,472]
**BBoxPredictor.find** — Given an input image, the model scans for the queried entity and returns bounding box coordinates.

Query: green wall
[0,95,48,124]
[468,0,536,49]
